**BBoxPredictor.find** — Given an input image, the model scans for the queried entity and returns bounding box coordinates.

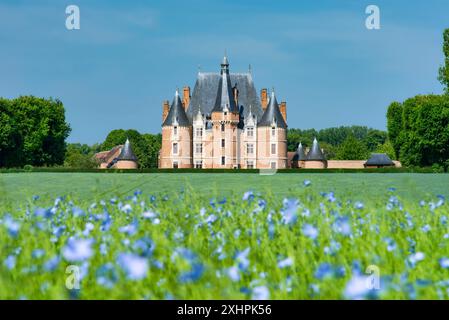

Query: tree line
[387,29,449,171]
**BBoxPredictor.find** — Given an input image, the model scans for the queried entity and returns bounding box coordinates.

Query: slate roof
[292,142,306,161]
[211,57,239,113]
[257,91,287,128]
[365,153,394,166]
[306,138,326,161]
[162,90,190,127]
[187,73,264,121]
[117,139,138,162]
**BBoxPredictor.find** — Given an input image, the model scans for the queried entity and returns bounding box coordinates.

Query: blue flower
[96,263,118,288]
[280,198,299,225]
[421,224,431,233]
[303,180,311,187]
[302,224,318,240]
[118,219,138,236]
[251,286,270,300]
[4,216,20,237]
[4,255,16,270]
[117,253,148,280]
[327,192,336,203]
[439,258,449,269]
[235,247,250,271]
[32,249,45,259]
[315,263,333,280]
[383,238,397,252]
[179,263,204,283]
[43,256,60,271]
[242,191,254,201]
[72,207,85,217]
[277,257,293,268]
[227,266,240,282]
[132,237,155,257]
[343,274,372,299]
[333,217,352,236]
[408,252,425,267]
[354,201,364,210]
[62,238,94,262]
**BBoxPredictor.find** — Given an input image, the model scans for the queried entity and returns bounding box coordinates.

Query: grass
[1,172,449,299]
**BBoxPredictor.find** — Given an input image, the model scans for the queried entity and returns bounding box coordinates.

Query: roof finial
[248,64,252,74]
[198,64,201,73]
[271,87,275,98]
[222,50,229,66]
[175,88,179,97]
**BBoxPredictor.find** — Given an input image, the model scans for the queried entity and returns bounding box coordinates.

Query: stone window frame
[271,143,276,155]
[247,143,254,155]
[173,142,178,155]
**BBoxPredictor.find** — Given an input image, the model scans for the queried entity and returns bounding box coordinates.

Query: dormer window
[174,126,178,136]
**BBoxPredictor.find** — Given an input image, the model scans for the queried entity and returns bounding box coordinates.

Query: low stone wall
[327,160,366,169]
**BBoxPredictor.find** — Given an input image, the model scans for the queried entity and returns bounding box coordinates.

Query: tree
[438,29,449,94]
[0,96,71,168]
[375,140,396,159]
[64,143,98,168]
[335,135,370,160]
[386,101,403,159]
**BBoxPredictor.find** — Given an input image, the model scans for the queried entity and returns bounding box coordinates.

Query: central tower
[210,54,241,168]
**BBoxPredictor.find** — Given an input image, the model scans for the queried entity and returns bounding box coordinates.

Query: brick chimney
[280,101,287,122]
[182,86,190,111]
[162,100,170,122]
[260,88,268,111]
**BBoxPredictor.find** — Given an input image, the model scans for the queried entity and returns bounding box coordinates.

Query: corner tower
[160,90,192,168]
[256,90,288,169]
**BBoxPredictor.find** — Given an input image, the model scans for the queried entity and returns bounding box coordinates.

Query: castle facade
[159,55,288,169]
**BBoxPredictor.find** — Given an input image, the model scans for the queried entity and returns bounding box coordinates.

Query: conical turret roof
[293,142,306,161]
[162,90,190,127]
[117,138,138,162]
[257,91,287,128]
[306,138,326,161]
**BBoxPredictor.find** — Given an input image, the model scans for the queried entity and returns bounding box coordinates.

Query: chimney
[260,88,268,111]
[280,101,287,122]
[162,100,170,122]
[182,86,190,111]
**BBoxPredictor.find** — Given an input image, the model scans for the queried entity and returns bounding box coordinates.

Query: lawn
[1,172,449,299]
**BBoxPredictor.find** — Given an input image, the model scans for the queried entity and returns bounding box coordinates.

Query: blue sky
[0,0,448,144]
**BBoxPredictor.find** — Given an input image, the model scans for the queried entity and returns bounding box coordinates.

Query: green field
[2,172,449,207]
[1,172,449,299]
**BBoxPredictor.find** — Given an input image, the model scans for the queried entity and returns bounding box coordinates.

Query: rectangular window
[247,127,254,137]
[195,127,203,137]
[173,143,178,155]
[247,161,254,169]
[271,162,276,169]
[271,143,276,155]
[173,161,178,169]
[247,143,254,155]
[195,143,202,154]
[221,139,225,148]
[195,161,202,169]
[221,123,225,132]
[221,157,225,165]
[174,126,178,136]
[271,127,276,137]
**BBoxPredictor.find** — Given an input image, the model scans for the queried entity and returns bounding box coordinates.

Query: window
[173,161,178,169]
[271,162,276,169]
[221,123,225,132]
[221,157,225,165]
[271,127,276,137]
[247,143,254,155]
[247,161,254,169]
[173,143,178,155]
[195,143,203,154]
[195,127,203,137]
[271,143,276,155]
[247,127,254,137]
[221,139,225,148]
[195,161,202,169]
[174,126,178,135]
